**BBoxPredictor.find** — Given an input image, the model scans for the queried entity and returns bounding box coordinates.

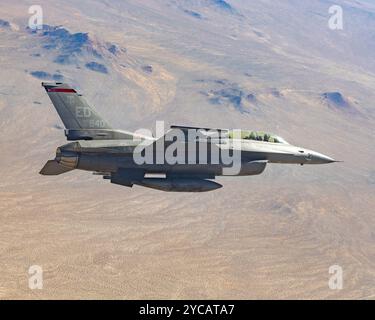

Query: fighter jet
[40,82,337,192]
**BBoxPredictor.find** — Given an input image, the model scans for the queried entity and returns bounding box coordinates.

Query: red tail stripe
[47,88,76,93]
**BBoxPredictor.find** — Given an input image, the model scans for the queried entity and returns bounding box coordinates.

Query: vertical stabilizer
[42,82,111,130]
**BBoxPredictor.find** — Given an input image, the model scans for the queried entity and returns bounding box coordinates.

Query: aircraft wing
[170,125,229,134]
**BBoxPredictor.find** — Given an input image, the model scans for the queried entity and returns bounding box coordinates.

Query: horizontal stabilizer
[39,160,74,176]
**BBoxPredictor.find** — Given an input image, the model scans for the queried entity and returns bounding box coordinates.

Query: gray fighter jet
[40,82,337,192]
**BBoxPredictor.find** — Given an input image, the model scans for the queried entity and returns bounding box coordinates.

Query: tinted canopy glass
[228,130,289,144]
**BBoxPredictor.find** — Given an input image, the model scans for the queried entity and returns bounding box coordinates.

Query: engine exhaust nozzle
[56,147,79,169]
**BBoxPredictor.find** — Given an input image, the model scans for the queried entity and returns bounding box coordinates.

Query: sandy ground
[0,0,374,299]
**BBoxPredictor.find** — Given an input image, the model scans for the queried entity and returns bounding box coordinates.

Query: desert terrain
[0,0,374,299]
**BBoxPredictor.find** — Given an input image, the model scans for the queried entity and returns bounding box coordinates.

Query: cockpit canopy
[228,130,289,144]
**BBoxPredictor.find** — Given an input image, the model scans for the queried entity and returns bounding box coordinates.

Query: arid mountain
[0,0,374,299]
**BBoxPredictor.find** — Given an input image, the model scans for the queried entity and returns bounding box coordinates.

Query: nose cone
[310,151,336,164]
